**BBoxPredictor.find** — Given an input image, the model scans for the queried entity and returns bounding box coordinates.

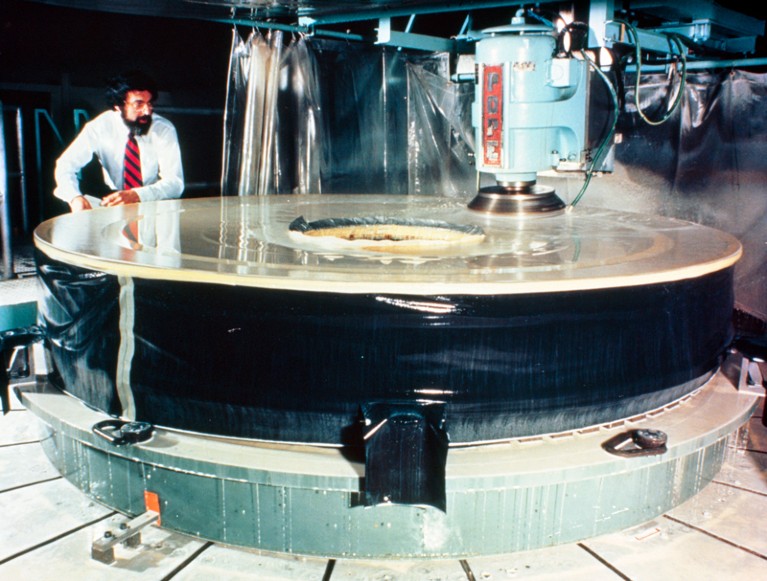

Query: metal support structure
[627,56,767,73]
[13,108,29,235]
[0,102,13,280]
[588,0,615,50]
[362,400,449,511]
[17,354,760,558]
[628,0,765,45]
[34,108,64,225]
[73,108,89,133]
[215,2,767,64]
[90,510,160,564]
[599,1,765,58]
[296,0,528,28]
[652,20,761,54]
[376,17,456,52]
[1,325,44,414]
[212,17,367,42]
[605,20,689,55]
[219,1,528,48]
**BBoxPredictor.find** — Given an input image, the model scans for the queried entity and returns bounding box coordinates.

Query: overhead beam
[298,0,528,28]
[376,17,456,52]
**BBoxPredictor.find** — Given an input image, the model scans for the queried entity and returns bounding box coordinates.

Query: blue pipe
[627,56,767,72]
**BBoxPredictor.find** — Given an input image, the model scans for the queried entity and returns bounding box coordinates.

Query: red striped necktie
[123,134,143,189]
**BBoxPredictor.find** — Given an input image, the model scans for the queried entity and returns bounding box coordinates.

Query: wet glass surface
[34,195,742,294]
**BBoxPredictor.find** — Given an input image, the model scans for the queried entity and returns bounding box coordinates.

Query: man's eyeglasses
[125,100,154,111]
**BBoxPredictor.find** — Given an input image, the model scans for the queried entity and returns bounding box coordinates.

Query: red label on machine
[482,65,503,167]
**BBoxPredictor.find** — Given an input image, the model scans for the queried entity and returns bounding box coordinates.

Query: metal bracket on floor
[1,325,44,414]
[91,510,160,564]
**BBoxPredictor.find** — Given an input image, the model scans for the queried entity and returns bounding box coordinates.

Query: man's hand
[102,189,141,207]
[69,195,92,212]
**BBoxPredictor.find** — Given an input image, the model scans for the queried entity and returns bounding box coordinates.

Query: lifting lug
[602,428,668,457]
[92,419,154,446]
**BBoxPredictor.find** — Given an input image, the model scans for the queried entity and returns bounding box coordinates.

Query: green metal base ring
[19,362,759,559]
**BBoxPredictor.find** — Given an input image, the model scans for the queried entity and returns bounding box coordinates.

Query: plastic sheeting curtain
[221,28,283,196]
[221,32,767,317]
[610,70,767,319]
[220,31,473,198]
[405,57,476,197]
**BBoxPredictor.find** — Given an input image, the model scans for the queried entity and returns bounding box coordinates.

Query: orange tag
[144,490,162,525]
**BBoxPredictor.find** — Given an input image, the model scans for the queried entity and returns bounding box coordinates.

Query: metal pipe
[184,181,220,191]
[0,102,13,279]
[404,14,416,34]
[73,108,89,133]
[16,107,29,235]
[310,28,367,42]
[458,14,472,38]
[154,107,224,116]
[34,109,64,225]
[212,17,367,42]
[626,56,767,72]
[216,18,302,34]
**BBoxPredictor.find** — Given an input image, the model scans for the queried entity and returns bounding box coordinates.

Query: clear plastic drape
[580,70,767,319]
[220,28,248,196]
[405,55,477,196]
[221,32,767,318]
[221,28,283,196]
[221,32,469,197]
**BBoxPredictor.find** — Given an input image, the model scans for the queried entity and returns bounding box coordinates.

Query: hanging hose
[569,49,620,209]
[570,18,688,208]
[610,18,688,127]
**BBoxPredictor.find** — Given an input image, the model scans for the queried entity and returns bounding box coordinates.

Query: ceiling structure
[20,0,767,59]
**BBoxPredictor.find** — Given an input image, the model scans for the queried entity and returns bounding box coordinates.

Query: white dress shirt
[54,109,184,204]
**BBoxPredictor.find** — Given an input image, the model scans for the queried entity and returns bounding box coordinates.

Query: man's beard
[122,114,153,135]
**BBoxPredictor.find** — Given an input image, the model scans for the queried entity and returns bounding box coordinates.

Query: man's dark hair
[105,70,159,108]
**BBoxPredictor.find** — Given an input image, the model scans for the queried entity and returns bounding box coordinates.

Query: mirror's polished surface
[34,195,742,294]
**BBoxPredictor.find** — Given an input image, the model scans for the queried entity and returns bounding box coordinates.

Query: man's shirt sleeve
[53,124,96,204]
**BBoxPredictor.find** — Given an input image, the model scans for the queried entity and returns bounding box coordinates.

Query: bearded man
[54,70,184,212]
